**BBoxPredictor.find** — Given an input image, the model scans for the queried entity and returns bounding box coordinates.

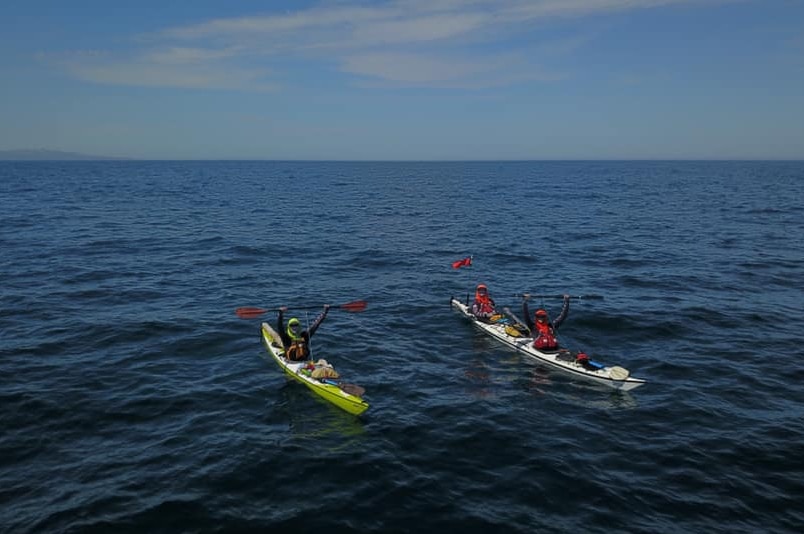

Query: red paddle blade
[340,300,367,312]
[235,307,267,319]
[452,256,472,269]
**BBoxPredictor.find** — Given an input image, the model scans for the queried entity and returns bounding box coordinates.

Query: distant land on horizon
[1,149,802,162]
[0,149,129,161]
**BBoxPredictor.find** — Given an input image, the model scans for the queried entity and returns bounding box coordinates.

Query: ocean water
[1,160,803,533]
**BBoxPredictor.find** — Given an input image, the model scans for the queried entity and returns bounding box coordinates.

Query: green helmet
[287,318,303,340]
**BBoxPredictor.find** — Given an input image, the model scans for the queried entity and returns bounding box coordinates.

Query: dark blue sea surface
[1,160,803,533]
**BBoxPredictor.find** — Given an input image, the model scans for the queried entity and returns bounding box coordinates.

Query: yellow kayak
[260,322,369,416]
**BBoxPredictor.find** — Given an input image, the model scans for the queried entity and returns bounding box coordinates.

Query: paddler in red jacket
[522,294,570,351]
[471,284,498,323]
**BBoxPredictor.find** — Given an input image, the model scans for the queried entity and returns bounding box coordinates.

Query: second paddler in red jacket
[522,294,570,351]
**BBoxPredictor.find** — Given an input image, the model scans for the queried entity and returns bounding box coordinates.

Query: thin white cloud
[160,0,710,46]
[341,51,563,88]
[50,51,276,91]
[50,0,736,91]
[160,5,393,40]
[342,52,487,83]
[350,13,488,45]
[144,46,242,65]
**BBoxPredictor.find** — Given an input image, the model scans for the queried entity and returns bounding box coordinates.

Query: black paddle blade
[340,383,366,397]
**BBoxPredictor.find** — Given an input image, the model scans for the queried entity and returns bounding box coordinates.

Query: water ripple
[1,161,803,533]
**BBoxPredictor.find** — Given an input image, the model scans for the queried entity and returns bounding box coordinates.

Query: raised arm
[276,308,290,347]
[552,295,570,330]
[522,300,534,331]
[306,305,330,337]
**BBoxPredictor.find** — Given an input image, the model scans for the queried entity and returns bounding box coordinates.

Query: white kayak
[451,297,646,392]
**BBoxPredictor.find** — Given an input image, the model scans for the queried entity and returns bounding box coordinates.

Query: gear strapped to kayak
[504,324,530,338]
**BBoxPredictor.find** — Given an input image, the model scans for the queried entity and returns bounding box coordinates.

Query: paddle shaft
[236,300,367,318]
[514,294,603,300]
[501,307,531,335]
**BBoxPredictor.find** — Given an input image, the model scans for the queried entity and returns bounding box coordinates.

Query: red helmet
[535,309,548,319]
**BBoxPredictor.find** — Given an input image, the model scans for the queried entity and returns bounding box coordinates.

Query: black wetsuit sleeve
[306,308,329,338]
[522,301,534,331]
[277,309,290,347]
[553,296,570,330]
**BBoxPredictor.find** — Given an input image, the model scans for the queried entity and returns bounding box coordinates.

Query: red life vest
[474,285,495,315]
[533,321,558,350]
[474,297,495,315]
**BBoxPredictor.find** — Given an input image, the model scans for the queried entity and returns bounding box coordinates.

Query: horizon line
[2,158,803,162]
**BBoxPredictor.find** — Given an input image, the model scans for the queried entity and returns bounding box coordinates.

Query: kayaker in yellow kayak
[277,305,330,361]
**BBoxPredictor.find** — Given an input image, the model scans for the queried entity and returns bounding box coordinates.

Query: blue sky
[1,0,803,160]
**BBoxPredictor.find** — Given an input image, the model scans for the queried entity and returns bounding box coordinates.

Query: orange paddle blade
[340,300,367,312]
[235,307,267,319]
